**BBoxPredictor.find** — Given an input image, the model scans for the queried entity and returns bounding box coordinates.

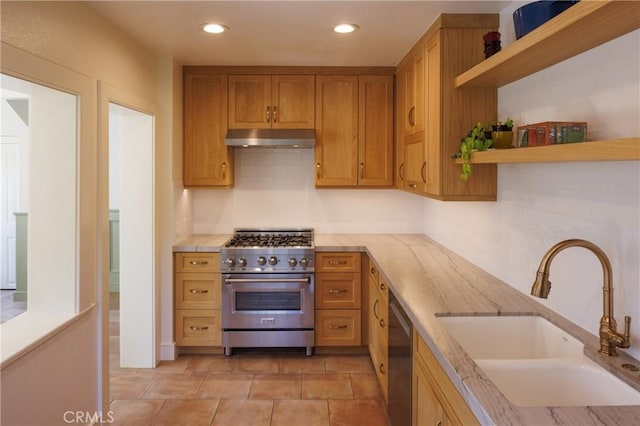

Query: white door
[0,139,19,289]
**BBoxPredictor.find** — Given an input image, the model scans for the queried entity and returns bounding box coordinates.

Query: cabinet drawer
[175,273,221,310]
[315,272,362,309]
[316,252,361,272]
[175,309,221,346]
[315,309,362,346]
[174,252,219,273]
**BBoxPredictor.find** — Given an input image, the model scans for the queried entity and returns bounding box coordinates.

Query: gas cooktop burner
[224,229,313,248]
[220,228,315,273]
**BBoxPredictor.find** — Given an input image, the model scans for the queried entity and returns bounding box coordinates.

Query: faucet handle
[623,316,631,342]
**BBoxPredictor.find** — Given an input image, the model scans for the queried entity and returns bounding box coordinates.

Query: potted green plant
[492,118,514,149]
[452,122,493,181]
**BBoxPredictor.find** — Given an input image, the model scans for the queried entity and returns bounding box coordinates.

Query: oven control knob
[299,258,309,267]
[268,256,278,265]
[288,258,297,267]
[237,258,247,267]
[225,258,235,266]
[257,256,267,266]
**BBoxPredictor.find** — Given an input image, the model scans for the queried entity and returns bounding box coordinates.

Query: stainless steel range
[220,228,315,356]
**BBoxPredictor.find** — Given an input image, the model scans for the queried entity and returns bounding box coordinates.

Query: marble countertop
[173,233,640,425]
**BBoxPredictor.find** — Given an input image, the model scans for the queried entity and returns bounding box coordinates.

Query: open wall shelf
[455,1,640,89]
[454,138,640,164]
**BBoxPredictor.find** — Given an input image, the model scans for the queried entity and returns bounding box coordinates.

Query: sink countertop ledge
[173,233,640,426]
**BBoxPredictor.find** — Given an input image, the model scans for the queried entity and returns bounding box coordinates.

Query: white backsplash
[191,148,424,234]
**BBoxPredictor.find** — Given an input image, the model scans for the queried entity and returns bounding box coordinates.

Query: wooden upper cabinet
[228,75,315,129]
[402,47,425,136]
[358,75,394,186]
[314,75,359,187]
[183,73,233,187]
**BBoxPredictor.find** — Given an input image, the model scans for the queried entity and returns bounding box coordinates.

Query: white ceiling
[86,1,510,67]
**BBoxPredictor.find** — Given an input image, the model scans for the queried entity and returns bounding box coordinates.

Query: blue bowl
[513,1,580,39]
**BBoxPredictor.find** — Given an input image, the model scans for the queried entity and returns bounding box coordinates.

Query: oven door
[222,273,314,330]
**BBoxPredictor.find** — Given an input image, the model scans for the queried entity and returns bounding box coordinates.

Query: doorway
[108,102,155,368]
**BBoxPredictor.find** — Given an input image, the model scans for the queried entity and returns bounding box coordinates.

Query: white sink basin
[476,358,640,407]
[438,315,640,407]
[438,315,583,359]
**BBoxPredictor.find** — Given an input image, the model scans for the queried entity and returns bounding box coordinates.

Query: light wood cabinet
[174,252,222,346]
[183,73,233,187]
[412,330,479,426]
[358,75,394,186]
[401,47,425,136]
[315,252,362,346]
[397,15,499,201]
[315,75,394,188]
[228,75,315,129]
[314,75,359,187]
[368,262,389,402]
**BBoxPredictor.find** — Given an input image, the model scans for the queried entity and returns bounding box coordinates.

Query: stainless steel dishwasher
[388,290,412,426]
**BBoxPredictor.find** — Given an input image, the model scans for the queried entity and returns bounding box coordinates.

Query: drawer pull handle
[189,289,209,294]
[189,261,209,265]
[329,289,347,294]
[329,324,348,329]
[328,260,348,265]
[380,283,386,291]
[189,326,209,331]
[379,319,385,328]
[373,299,379,320]
[379,363,386,374]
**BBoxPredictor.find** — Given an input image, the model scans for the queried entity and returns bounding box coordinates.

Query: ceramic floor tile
[272,400,330,426]
[235,354,281,374]
[280,354,326,374]
[324,355,374,373]
[328,399,390,426]
[138,356,193,375]
[249,374,302,399]
[212,399,273,426]
[110,374,155,400]
[110,399,165,426]
[349,373,382,399]
[198,373,253,399]
[302,373,353,399]
[142,373,205,399]
[185,355,235,374]
[152,399,219,426]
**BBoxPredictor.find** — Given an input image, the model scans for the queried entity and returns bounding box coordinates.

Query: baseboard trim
[159,343,176,361]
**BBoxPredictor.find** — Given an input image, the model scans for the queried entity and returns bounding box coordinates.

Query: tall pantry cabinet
[396,14,498,201]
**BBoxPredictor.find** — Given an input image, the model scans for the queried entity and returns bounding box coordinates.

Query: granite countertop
[173,233,640,425]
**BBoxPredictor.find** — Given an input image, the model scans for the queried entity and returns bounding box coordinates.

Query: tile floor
[109,294,391,426]
[1,289,27,323]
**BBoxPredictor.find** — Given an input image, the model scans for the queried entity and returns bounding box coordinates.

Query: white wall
[108,116,121,210]
[422,9,640,359]
[192,148,425,234]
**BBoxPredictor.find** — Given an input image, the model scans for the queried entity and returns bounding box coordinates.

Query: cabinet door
[184,74,233,187]
[272,75,315,129]
[404,131,426,193]
[425,32,442,197]
[315,76,358,187]
[228,75,272,129]
[358,75,394,186]
[403,48,425,136]
[413,359,448,426]
[395,71,406,189]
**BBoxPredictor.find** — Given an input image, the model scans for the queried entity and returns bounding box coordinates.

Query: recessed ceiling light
[334,23,359,34]
[202,23,228,34]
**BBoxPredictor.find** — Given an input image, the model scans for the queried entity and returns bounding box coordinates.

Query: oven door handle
[224,277,311,285]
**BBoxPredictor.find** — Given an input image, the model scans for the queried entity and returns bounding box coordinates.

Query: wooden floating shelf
[455,1,640,89]
[455,138,640,164]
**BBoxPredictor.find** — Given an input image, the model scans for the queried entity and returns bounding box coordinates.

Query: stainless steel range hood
[225,129,315,148]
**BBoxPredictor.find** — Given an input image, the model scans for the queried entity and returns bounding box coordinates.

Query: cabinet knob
[379,363,386,374]
[379,318,385,329]
[380,283,386,291]
[370,267,376,274]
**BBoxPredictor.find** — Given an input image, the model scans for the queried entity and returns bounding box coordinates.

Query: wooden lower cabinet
[412,330,479,426]
[174,252,222,347]
[315,252,362,347]
[368,261,389,402]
